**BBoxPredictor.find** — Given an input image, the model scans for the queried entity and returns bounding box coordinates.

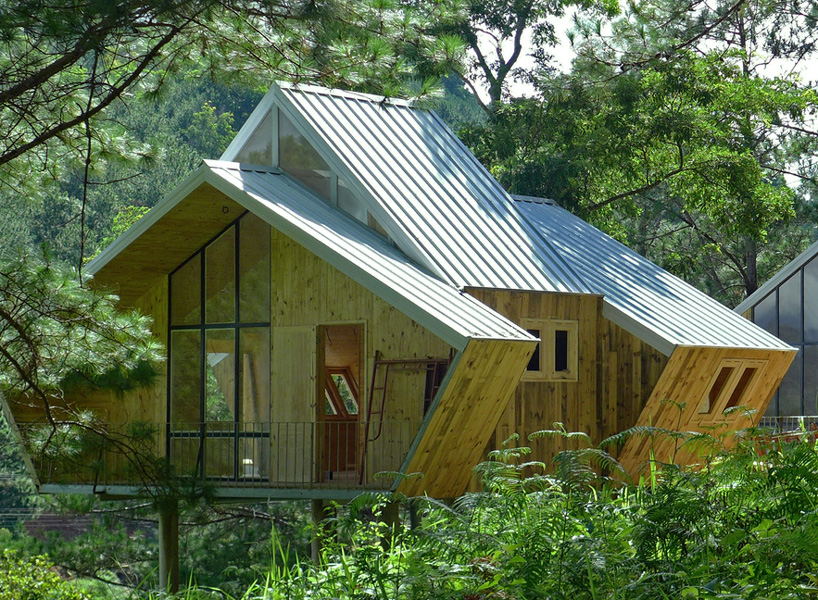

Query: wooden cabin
[735,241,818,427]
[3,83,796,503]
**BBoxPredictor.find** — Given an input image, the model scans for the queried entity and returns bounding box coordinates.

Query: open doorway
[320,324,363,482]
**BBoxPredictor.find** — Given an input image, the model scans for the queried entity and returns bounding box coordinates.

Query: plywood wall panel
[398,338,535,498]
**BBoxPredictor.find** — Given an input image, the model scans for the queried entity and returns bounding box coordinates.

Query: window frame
[167,211,272,481]
[697,358,767,423]
[520,318,579,382]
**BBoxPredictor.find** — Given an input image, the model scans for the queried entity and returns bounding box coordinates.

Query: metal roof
[89,161,534,351]
[267,83,590,294]
[734,238,818,314]
[513,197,793,354]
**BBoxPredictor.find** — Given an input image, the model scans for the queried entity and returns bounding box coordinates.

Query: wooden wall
[398,338,535,498]
[269,229,454,485]
[465,289,669,470]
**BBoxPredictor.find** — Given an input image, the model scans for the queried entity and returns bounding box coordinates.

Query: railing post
[158,497,180,593]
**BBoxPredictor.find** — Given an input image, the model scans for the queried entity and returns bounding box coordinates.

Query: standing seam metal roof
[220,82,791,354]
[275,83,590,294]
[514,197,793,352]
[205,161,533,348]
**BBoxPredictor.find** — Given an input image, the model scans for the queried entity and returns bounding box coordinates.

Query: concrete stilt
[408,499,421,530]
[311,498,325,562]
[158,498,180,593]
[380,500,400,550]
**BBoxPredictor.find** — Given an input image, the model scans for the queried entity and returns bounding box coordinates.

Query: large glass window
[168,212,271,480]
[236,110,273,166]
[750,258,818,419]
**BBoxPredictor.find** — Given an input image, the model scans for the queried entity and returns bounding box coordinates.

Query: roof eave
[86,163,214,277]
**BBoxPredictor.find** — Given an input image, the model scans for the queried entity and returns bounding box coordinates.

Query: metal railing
[758,415,818,434]
[17,420,421,492]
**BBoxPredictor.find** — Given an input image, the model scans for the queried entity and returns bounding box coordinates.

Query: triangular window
[278,110,331,201]
[236,110,273,166]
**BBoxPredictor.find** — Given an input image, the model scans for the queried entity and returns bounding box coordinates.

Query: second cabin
[3,83,795,501]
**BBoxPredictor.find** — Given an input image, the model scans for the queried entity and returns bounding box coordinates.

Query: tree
[450,0,618,111]
[460,0,818,304]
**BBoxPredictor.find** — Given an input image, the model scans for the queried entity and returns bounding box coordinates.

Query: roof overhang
[89,161,534,351]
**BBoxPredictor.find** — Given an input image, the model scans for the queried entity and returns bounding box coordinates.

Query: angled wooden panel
[618,346,796,475]
[397,338,535,498]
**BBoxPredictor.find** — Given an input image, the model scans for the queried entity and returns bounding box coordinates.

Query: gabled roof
[88,161,533,351]
[513,197,793,355]
[222,82,590,294]
[734,238,818,314]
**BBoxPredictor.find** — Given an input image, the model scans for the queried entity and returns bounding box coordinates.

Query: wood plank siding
[398,338,535,498]
[465,289,669,470]
[618,345,795,476]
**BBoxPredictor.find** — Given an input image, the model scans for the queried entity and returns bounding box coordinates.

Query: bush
[0,549,85,600]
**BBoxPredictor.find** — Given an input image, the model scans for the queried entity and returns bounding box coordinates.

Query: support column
[408,499,421,530]
[380,500,400,550]
[311,498,325,562]
[158,498,179,593]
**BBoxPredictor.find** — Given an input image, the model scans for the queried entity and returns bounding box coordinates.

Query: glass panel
[170,330,201,430]
[235,110,273,166]
[325,393,337,416]
[805,258,818,342]
[554,329,569,372]
[205,330,235,422]
[701,367,733,414]
[279,111,331,201]
[239,214,271,323]
[338,178,366,223]
[368,212,390,238]
[526,329,540,371]
[753,292,777,335]
[779,273,802,344]
[778,347,803,416]
[804,345,818,415]
[170,255,201,326]
[205,226,236,324]
[205,436,235,478]
[333,374,358,414]
[239,328,270,423]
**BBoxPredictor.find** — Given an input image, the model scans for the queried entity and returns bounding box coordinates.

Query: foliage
[0,549,86,600]
[458,0,818,303]
[162,427,818,600]
[0,250,161,406]
[0,0,468,192]
[446,0,619,109]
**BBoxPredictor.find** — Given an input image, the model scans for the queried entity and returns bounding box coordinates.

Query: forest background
[2,0,818,597]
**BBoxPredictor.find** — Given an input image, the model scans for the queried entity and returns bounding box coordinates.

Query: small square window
[521,319,578,382]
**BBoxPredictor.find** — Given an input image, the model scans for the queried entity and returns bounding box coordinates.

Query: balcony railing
[758,415,818,435]
[16,420,421,492]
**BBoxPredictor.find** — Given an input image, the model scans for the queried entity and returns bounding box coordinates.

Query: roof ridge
[277,81,416,108]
